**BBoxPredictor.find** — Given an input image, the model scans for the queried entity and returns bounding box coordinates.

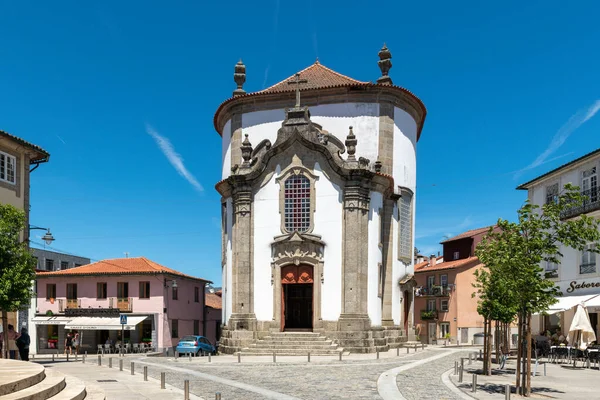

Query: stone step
[258,339,332,345]
[250,344,339,350]
[263,336,328,342]
[240,348,343,356]
[46,376,86,400]
[0,359,46,396]
[0,368,66,400]
[267,332,322,338]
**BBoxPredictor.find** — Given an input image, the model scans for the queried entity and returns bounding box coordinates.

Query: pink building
[33,257,211,354]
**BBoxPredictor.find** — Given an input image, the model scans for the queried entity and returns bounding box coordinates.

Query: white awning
[584,295,600,308]
[31,316,72,325]
[64,316,147,331]
[537,294,600,315]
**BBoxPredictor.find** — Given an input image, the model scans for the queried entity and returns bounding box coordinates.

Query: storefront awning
[31,316,72,325]
[536,294,600,315]
[64,316,147,331]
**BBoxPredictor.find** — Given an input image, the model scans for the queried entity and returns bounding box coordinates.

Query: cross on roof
[287,73,308,108]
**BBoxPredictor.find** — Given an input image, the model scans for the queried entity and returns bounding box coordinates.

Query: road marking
[137,359,302,400]
[377,350,460,400]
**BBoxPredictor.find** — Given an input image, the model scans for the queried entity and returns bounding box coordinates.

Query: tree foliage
[474,184,600,395]
[0,204,37,358]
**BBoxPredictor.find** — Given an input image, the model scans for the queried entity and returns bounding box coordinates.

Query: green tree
[0,204,36,359]
[475,184,600,396]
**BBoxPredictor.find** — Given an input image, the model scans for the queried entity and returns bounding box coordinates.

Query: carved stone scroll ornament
[270,232,325,274]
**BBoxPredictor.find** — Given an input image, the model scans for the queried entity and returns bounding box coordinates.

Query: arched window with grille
[284,175,311,233]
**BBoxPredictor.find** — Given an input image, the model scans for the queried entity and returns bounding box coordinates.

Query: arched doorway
[281,265,313,331]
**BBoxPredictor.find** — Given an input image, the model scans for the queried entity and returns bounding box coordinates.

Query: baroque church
[215,46,426,353]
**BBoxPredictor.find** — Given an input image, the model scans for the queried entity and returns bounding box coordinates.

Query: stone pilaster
[230,112,242,171]
[339,182,371,333]
[381,197,395,326]
[378,103,394,176]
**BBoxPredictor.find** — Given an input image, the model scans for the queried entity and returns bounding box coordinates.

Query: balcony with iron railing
[58,299,81,312]
[560,188,600,219]
[415,284,454,297]
[109,297,133,312]
[579,263,597,275]
[420,309,438,320]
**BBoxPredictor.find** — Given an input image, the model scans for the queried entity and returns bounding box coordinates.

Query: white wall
[222,120,231,179]
[252,167,281,321]
[393,107,418,193]
[367,192,383,326]
[223,199,233,324]
[313,162,344,321]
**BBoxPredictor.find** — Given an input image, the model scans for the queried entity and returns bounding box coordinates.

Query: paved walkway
[447,357,600,399]
[36,358,203,400]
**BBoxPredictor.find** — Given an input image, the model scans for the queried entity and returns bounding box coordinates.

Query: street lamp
[29,226,55,245]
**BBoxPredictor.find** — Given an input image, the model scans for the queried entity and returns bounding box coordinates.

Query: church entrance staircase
[239,332,344,356]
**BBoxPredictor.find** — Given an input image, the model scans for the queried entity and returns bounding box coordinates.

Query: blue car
[175,335,216,356]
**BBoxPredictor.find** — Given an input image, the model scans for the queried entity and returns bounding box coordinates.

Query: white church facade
[215,46,427,353]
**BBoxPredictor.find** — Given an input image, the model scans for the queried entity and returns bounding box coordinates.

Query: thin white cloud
[56,135,66,144]
[515,100,600,178]
[415,215,474,240]
[145,124,203,192]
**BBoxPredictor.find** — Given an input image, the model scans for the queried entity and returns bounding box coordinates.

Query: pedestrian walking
[65,333,73,355]
[16,328,30,361]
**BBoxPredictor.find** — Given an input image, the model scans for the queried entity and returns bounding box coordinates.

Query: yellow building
[0,129,49,329]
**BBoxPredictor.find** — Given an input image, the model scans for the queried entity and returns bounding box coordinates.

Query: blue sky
[1,1,599,283]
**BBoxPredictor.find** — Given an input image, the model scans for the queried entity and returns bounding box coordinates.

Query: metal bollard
[422,343,424,350]
[131,361,135,375]
[377,350,379,360]
[67,353,69,362]
[544,362,547,376]
[406,347,409,354]
[472,374,477,392]
[215,393,222,400]
[109,358,113,368]
[459,366,463,383]
[85,351,88,356]
[339,352,342,361]
[83,355,86,364]
[144,366,148,381]
[273,352,276,363]
[52,354,55,362]
[308,352,311,363]
[237,352,241,363]
[184,380,190,400]
[479,349,482,360]
[75,354,78,361]
[587,359,591,369]
[505,384,511,400]
[208,353,211,363]
[188,353,191,362]
[119,359,123,371]
[414,345,417,352]
[461,357,465,372]
[98,355,102,366]
[454,361,458,375]
[468,353,472,365]
[396,347,399,356]
[161,372,165,389]
[175,351,178,362]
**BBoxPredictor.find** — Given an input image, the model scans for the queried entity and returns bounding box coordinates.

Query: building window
[546,183,559,205]
[172,286,178,300]
[66,283,77,299]
[440,274,448,287]
[97,282,107,299]
[283,175,311,233]
[60,261,69,270]
[581,244,597,274]
[46,284,56,300]
[427,275,435,288]
[139,282,150,299]
[194,287,200,303]
[441,299,449,312]
[193,320,200,335]
[453,251,460,260]
[171,319,178,338]
[398,189,413,261]
[117,282,129,299]
[427,299,436,311]
[440,322,450,338]
[45,259,54,271]
[378,263,384,298]
[582,167,598,203]
[0,151,16,184]
[545,261,559,278]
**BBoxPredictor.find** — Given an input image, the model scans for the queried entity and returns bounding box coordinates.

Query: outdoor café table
[587,348,600,363]
[550,346,573,363]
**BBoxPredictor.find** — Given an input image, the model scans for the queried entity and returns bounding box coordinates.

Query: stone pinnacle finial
[345,126,357,161]
[377,44,393,85]
[241,133,253,166]
[233,59,246,97]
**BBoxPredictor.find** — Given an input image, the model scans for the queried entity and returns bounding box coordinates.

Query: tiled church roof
[258,61,367,94]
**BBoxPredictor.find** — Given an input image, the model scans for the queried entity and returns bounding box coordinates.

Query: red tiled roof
[440,226,496,244]
[0,130,50,163]
[36,257,211,283]
[205,292,222,309]
[259,61,367,94]
[414,256,481,273]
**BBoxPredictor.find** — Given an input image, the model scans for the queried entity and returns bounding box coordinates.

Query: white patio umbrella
[569,303,596,351]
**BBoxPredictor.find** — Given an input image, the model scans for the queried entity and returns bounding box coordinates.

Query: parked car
[175,335,216,356]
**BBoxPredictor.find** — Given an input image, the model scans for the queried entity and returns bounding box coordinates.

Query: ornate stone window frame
[276,165,319,235]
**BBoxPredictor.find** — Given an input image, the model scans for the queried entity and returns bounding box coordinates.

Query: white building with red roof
[215,46,427,353]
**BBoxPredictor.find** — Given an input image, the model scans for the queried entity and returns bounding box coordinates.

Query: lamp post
[29,226,56,246]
